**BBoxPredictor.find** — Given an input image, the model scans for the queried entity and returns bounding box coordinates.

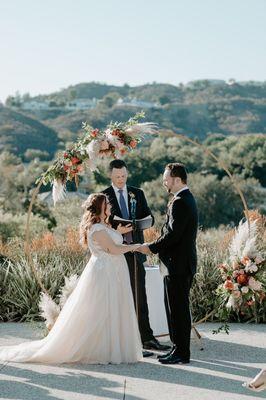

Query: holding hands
[134,243,151,255]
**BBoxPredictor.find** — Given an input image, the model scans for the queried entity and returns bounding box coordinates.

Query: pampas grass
[39,274,79,329]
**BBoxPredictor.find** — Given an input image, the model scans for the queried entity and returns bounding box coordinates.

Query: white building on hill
[116,97,159,108]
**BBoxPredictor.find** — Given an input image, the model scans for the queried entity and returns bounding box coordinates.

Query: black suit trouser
[164,273,193,359]
[124,252,154,344]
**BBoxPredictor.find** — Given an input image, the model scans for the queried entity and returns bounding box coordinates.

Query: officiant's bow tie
[118,189,133,244]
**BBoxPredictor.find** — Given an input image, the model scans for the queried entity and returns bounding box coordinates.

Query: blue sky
[0,0,265,101]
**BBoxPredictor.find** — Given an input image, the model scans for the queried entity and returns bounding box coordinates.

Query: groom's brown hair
[166,163,187,184]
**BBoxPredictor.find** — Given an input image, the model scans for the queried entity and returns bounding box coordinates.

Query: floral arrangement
[37,112,157,204]
[214,218,265,333]
[39,274,79,330]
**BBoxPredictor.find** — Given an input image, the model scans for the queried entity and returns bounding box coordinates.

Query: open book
[113,215,153,231]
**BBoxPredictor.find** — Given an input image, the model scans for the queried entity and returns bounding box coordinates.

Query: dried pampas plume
[52,179,66,206]
[39,292,60,330]
[59,274,79,308]
[229,219,257,261]
[125,122,158,136]
[39,274,79,331]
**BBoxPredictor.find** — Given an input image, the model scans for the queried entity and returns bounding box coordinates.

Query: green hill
[0,106,59,159]
[3,80,266,152]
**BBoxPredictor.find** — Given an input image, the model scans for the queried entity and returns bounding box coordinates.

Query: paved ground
[0,322,265,400]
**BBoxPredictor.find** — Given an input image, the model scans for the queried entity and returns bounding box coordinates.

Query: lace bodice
[88,223,123,256]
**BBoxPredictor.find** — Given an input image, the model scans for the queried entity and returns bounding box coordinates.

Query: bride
[0,193,142,364]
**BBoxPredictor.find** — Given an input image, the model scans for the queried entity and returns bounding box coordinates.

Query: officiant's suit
[149,188,198,361]
[103,185,155,344]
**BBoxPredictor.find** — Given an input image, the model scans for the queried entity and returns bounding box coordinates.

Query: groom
[103,159,170,353]
[138,163,198,364]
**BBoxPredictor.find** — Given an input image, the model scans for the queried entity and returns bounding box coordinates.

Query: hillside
[0,106,59,159]
[3,80,266,152]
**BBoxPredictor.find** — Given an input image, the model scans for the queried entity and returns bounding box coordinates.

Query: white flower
[85,140,100,171]
[226,295,236,309]
[245,263,258,273]
[248,277,262,291]
[241,286,249,294]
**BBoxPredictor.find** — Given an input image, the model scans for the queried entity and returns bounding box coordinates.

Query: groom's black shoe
[159,352,190,365]
[143,338,171,351]
[157,346,176,360]
[142,350,154,358]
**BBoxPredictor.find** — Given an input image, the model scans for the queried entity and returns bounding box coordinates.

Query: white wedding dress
[0,223,142,364]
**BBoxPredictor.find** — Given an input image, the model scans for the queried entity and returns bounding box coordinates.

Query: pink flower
[248,277,262,291]
[232,290,241,299]
[245,263,258,273]
[232,261,240,270]
[115,140,125,150]
[255,255,263,265]
[233,271,239,278]
[99,140,110,150]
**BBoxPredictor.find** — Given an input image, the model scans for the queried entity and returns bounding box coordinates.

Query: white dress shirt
[112,183,129,213]
[174,185,189,197]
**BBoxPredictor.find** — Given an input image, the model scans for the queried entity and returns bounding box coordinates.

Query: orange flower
[224,279,234,290]
[237,274,249,286]
[63,165,70,171]
[71,157,80,165]
[129,139,138,149]
[91,129,99,137]
[241,256,250,266]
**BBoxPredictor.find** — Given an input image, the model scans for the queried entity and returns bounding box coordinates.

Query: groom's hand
[117,223,133,234]
[136,244,151,255]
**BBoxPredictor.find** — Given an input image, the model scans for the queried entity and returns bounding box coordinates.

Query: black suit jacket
[103,185,154,263]
[149,189,198,276]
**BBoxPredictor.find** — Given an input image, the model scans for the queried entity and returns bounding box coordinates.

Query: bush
[0,229,87,321]
[0,211,48,243]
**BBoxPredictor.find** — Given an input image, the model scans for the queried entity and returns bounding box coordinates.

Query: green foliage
[0,245,86,321]
[0,211,48,242]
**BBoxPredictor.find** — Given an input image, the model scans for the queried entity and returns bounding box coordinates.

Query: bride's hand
[117,223,133,234]
[132,244,142,252]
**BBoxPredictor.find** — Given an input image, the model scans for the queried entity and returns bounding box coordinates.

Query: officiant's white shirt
[174,185,189,197]
[112,184,129,213]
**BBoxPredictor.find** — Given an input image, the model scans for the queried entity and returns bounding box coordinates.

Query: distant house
[38,190,88,207]
[66,98,98,110]
[116,97,159,108]
[21,100,50,110]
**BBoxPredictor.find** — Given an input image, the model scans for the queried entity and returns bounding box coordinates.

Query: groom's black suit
[149,188,198,360]
[103,185,155,344]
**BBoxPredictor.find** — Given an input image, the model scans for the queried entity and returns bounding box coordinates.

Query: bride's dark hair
[80,193,109,247]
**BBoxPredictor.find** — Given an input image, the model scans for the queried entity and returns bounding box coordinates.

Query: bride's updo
[80,193,109,247]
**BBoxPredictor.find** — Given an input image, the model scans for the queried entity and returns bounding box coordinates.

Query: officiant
[103,159,170,353]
